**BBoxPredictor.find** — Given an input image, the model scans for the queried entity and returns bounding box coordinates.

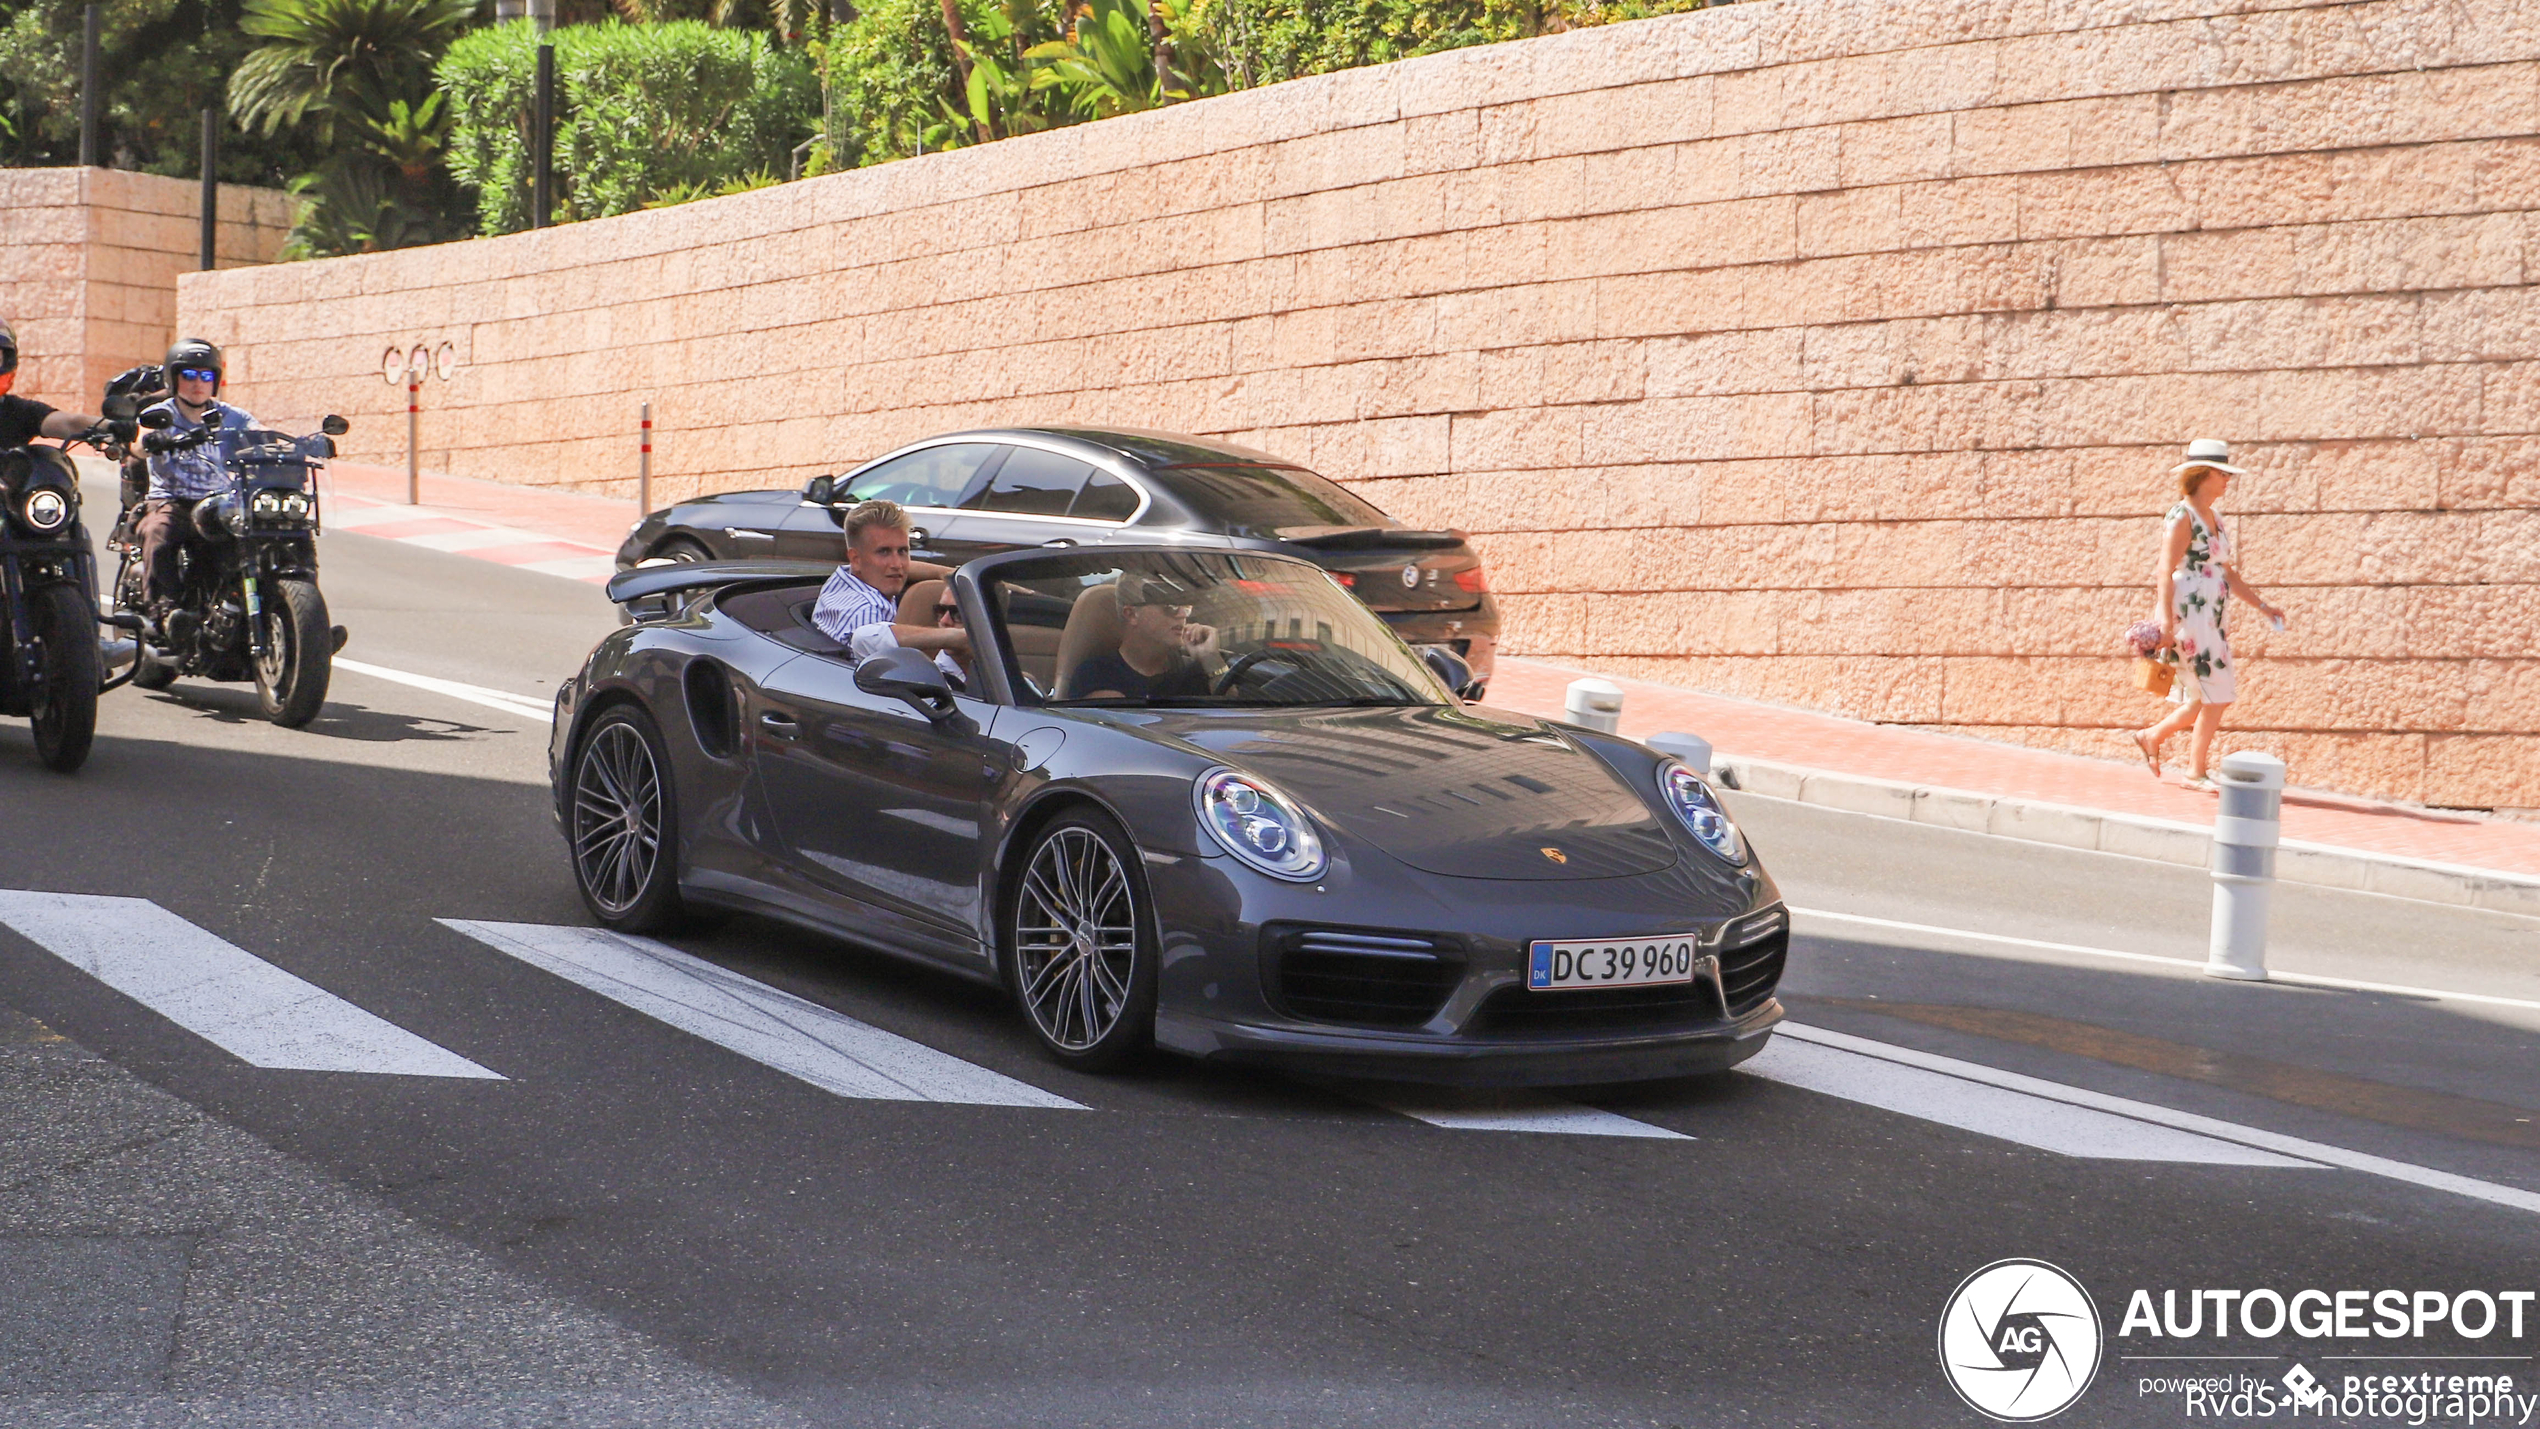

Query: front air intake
[1263,926,1465,1029]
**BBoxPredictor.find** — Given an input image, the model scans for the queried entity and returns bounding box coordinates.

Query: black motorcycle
[113,410,350,728]
[1,411,138,771]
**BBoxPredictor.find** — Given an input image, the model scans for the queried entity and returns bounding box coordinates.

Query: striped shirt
[811,565,898,649]
[142,399,260,501]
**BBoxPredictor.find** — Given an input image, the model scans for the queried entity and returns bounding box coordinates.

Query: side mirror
[137,408,174,430]
[1421,647,1482,702]
[854,646,972,732]
[803,475,835,506]
[320,414,350,436]
[100,394,140,422]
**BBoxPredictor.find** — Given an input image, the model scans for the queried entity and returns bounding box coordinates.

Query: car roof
[929,425,1301,473]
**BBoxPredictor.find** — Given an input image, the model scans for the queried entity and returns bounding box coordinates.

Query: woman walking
[2131,439,2285,790]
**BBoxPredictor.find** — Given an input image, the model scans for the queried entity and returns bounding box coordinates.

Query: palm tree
[228,0,481,139]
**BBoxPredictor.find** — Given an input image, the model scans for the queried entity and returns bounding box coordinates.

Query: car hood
[1149,705,1679,881]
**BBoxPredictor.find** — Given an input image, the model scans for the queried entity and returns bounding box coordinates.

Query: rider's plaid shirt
[142,399,258,501]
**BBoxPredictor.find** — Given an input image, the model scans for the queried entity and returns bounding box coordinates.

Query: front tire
[1005,808,1158,1072]
[254,578,331,728]
[654,537,714,563]
[27,584,99,773]
[569,705,684,932]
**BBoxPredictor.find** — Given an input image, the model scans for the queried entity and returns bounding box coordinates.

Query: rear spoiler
[1274,525,1467,551]
[604,558,836,607]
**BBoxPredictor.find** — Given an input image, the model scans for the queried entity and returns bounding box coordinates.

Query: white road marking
[443,920,1083,1110]
[1746,1030,2314,1166]
[514,555,619,580]
[332,657,555,724]
[396,528,553,553]
[1370,1092,1689,1140]
[1773,1023,2540,1216]
[1790,907,2540,1014]
[0,891,500,1078]
[318,504,427,529]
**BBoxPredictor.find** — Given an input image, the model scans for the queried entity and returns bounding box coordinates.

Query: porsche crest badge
[1540,847,1567,864]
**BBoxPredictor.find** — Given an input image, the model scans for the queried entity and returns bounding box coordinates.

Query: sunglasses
[933,603,962,622]
[173,367,219,384]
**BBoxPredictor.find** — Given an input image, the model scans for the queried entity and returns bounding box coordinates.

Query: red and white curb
[325,494,618,583]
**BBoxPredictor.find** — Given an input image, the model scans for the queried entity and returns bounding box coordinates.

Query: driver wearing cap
[1067,572,1221,701]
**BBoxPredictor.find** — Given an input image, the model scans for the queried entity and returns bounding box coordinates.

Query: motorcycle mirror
[137,408,174,430]
[803,475,835,506]
[100,394,140,422]
[320,415,350,436]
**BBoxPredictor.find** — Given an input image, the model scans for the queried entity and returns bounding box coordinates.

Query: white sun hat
[2171,437,2247,476]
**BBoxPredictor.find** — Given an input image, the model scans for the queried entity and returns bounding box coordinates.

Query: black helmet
[0,319,17,376]
[163,337,223,392]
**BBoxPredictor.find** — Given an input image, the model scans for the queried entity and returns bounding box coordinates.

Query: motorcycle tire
[27,583,100,773]
[253,578,332,729]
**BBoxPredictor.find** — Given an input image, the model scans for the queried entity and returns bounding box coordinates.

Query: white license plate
[1526,935,1702,991]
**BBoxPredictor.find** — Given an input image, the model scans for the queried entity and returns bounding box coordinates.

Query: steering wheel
[1211,649,1275,696]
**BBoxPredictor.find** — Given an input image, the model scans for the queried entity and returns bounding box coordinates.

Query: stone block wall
[0,167,296,411]
[181,0,2540,808]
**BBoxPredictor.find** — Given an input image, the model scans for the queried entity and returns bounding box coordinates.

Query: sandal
[2129,729,2162,778]
[2182,775,2216,792]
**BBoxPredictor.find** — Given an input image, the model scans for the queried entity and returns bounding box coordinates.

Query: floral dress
[2163,501,2236,705]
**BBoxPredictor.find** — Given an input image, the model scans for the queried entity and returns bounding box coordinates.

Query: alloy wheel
[573,720,664,916]
[1013,826,1140,1052]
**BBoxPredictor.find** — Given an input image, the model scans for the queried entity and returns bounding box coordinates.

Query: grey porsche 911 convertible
[549,546,1787,1085]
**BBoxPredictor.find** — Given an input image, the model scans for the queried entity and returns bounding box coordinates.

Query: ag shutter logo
[1939,1259,2104,1421]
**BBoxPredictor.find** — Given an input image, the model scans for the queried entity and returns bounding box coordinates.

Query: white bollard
[2206,750,2285,981]
[1564,678,1623,734]
[1645,731,1712,776]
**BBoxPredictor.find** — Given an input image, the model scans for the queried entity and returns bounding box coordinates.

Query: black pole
[199,108,218,270]
[77,4,99,166]
[532,40,554,228]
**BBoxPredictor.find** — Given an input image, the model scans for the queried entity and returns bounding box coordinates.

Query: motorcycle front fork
[242,572,267,660]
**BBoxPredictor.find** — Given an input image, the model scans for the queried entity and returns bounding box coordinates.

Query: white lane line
[1790,907,2540,1014]
[332,657,555,724]
[1369,1091,1690,1140]
[1774,1023,2540,1216]
[443,920,1083,1110]
[1745,1031,2314,1166]
[515,555,619,580]
[0,891,501,1078]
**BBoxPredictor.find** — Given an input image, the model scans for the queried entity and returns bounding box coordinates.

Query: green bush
[817,0,964,168]
[439,19,815,235]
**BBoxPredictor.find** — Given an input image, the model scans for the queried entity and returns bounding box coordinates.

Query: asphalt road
[0,493,2533,1427]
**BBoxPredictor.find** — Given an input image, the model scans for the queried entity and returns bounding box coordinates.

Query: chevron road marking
[443,919,1084,1109]
[0,891,500,1078]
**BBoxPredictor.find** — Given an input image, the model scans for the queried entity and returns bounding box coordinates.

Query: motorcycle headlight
[1195,768,1326,881]
[1658,761,1746,864]
[22,488,69,532]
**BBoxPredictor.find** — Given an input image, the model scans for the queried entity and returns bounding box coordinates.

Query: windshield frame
[963,545,1456,713]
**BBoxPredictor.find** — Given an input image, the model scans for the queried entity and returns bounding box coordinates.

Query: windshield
[1158,465,1391,539]
[986,551,1452,709]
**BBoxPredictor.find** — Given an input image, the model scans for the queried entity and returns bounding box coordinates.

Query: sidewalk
[1485,658,2540,916]
[327,463,2540,915]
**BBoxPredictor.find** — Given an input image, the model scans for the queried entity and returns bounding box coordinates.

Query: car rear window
[1160,465,1391,538]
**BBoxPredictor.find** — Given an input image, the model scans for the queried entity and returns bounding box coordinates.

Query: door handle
[1040,538,1076,548]
[758,711,800,739]
[726,528,775,541]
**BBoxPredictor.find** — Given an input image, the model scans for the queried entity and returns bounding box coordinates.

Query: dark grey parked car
[614,426,1501,691]
[549,544,1786,1086]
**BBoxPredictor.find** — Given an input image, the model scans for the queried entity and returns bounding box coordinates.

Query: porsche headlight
[1195,768,1326,881]
[22,488,69,532]
[1658,761,1746,864]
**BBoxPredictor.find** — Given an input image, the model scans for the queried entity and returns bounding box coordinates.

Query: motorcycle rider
[134,338,260,626]
[0,320,109,448]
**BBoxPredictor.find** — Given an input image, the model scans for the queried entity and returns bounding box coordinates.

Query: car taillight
[1452,567,1488,594]
[1330,571,1355,588]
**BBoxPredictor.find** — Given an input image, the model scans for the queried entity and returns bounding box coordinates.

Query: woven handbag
[2133,656,2174,697]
